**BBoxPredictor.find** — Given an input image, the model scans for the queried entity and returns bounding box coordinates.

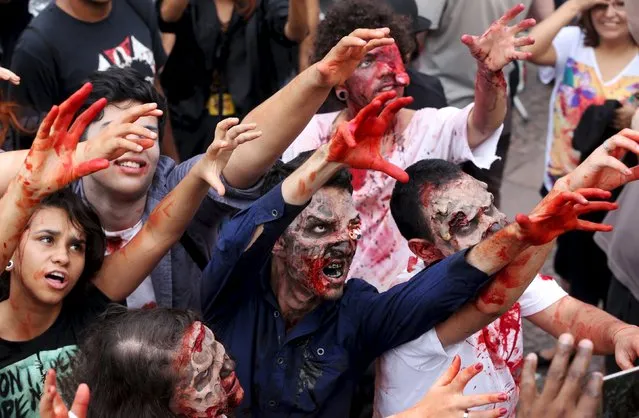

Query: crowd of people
[1,0,639,417]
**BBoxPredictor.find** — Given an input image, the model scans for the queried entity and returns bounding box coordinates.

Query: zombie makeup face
[83,100,160,200]
[172,322,243,418]
[421,174,507,255]
[275,187,360,301]
[11,207,87,306]
[342,44,410,112]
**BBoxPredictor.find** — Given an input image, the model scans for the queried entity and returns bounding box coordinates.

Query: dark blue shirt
[202,184,493,417]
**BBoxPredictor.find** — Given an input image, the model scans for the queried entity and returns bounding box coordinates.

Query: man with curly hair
[283,0,537,291]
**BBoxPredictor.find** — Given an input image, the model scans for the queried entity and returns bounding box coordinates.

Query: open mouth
[44,271,68,290]
[378,85,398,93]
[322,260,345,279]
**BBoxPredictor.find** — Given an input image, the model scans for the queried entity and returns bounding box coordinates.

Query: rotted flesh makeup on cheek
[344,45,410,111]
[422,178,507,252]
[282,189,359,297]
[173,322,243,418]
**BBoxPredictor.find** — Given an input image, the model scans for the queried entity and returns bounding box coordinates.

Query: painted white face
[171,322,244,417]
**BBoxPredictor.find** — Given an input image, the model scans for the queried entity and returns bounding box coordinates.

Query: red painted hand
[316,28,395,87]
[327,91,413,183]
[515,188,617,245]
[612,325,639,370]
[557,129,639,193]
[461,3,536,72]
[16,83,110,202]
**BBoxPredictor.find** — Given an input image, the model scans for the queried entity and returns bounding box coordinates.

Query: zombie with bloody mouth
[46,309,244,418]
[200,85,614,417]
[377,147,639,417]
[283,0,538,291]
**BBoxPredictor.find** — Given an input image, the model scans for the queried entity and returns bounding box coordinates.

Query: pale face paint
[171,322,243,417]
[421,174,508,256]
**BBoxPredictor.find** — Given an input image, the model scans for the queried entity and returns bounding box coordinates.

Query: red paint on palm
[18,83,110,203]
[327,91,412,183]
[515,188,617,245]
[350,168,367,190]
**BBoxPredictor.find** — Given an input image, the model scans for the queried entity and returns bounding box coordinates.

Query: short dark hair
[390,159,464,242]
[0,188,106,301]
[262,150,354,195]
[78,67,167,140]
[60,306,201,418]
[312,0,415,64]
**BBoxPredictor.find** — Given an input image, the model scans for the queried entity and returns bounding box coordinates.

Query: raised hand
[78,102,161,163]
[40,369,90,418]
[15,83,111,203]
[461,3,536,72]
[557,129,639,193]
[327,91,413,183]
[316,28,395,87]
[518,335,602,418]
[393,355,507,418]
[515,188,617,245]
[0,66,20,85]
[194,118,262,196]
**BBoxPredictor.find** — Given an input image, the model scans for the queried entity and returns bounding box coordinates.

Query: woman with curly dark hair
[282,0,537,292]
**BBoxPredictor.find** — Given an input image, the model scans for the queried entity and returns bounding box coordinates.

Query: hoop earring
[5,260,13,271]
[336,89,349,101]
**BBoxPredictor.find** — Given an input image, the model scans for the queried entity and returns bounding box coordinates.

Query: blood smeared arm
[222,28,395,189]
[462,4,536,147]
[93,119,262,301]
[435,242,553,347]
[528,295,639,370]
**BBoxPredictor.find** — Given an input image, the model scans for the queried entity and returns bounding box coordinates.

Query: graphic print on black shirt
[98,35,156,83]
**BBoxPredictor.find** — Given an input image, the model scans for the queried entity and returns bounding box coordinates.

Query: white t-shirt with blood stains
[104,220,157,309]
[282,105,502,291]
[373,260,567,418]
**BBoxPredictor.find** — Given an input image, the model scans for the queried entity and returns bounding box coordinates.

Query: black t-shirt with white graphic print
[8,0,166,148]
[0,285,111,417]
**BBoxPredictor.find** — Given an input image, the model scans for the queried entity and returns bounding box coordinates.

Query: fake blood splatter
[476,303,523,382]
[350,168,367,191]
[407,256,419,273]
[304,256,328,295]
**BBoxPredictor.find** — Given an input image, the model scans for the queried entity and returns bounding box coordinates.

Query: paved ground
[502,65,606,372]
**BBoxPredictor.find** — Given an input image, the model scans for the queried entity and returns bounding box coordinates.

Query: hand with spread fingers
[393,355,508,418]
[327,90,413,183]
[462,3,536,72]
[517,334,603,418]
[40,369,90,418]
[316,28,396,87]
[193,117,262,196]
[514,188,617,245]
[13,83,115,203]
[78,102,162,163]
[556,129,639,192]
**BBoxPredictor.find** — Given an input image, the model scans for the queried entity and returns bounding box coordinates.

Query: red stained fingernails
[498,393,508,401]
[499,408,508,416]
[475,363,483,371]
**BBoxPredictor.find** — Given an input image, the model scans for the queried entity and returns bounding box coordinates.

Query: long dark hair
[579,6,638,47]
[0,188,106,301]
[59,306,201,418]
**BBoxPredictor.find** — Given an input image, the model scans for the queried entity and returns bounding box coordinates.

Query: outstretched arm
[94,119,262,302]
[528,295,639,370]
[463,4,535,147]
[222,28,395,188]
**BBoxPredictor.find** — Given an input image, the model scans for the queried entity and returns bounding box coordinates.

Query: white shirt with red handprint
[373,259,567,418]
[282,105,501,291]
